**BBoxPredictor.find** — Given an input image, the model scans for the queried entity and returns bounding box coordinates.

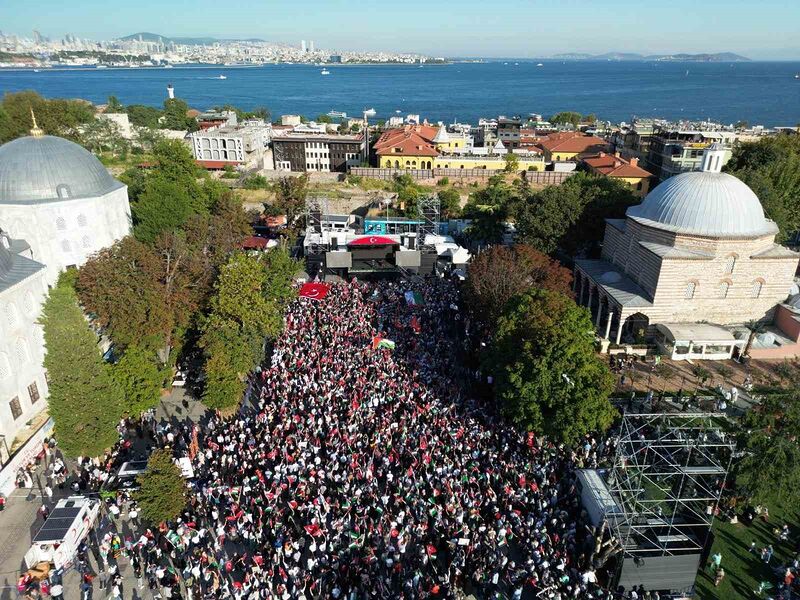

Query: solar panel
[33,507,82,542]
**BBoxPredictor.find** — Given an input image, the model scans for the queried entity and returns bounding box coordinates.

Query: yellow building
[432,125,469,152]
[538,131,608,162]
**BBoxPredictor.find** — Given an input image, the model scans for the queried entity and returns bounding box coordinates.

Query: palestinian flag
[372,336,396,350]
[404,290,424,306]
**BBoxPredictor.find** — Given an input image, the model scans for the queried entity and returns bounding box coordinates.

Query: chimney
[629,157,638,167]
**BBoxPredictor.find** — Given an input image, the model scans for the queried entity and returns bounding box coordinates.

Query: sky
[2,0,799,60]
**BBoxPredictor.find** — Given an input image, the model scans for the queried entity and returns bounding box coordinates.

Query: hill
[552,51,750,62]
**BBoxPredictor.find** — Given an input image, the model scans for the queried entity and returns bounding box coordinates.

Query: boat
[33,69,40,72]
[514,62,519,66]
[364,108,376,117]
[795,74,799,79]
[536,63,544,67]
[218,75,227,80]
[321,69,331,75]
[96,65,108,69]
[164,64,174,69]
[327,110,348,119]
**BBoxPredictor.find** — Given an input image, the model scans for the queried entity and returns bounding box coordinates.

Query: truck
[576,469,624,527]
[24,496,101,569]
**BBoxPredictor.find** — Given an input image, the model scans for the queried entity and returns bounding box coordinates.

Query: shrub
[437,177,450,186]
[346,174,363,185]
[692,365,711,384]
[243,174,268,190]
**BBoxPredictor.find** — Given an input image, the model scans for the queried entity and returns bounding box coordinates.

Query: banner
[404,290,424,306]
[372,336,396,350]
[299,282,330,300]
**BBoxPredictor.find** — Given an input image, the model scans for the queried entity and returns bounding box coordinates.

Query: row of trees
[0,90,94,143]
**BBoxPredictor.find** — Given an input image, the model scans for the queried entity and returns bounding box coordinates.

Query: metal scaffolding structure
[305,195,330,235]
[606,412,734,558]
[417,195,440,248]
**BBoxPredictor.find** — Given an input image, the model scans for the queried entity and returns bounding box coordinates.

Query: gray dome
[0,135,123,204]
[626,171,776,238]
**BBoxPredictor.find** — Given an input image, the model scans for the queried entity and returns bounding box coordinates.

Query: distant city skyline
[1,0,799,60]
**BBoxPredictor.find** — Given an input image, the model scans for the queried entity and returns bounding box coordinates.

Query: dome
[626,171,776,238]
[0,135,123,204]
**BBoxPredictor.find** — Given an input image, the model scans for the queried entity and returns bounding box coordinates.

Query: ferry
[321,69,331,75]
[217,75,227,80]
[327,110,347,119]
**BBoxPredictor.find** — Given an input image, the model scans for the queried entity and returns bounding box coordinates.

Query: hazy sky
[2,0,798,59]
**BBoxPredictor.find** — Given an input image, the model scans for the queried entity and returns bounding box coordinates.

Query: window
[751,279,764,299]
[15,338,29,364]
[9,397,22,420]
[718,281,730,299]
[28,382,40,404]
[684,281,696,299]
[77,214,88,227]
[0,352,10,380]
[24,291,36,315]
[5,303,18,327]
[82,236,92,249]
[56,217,67,231]
[723,254,737,274]
[61,240,71,253]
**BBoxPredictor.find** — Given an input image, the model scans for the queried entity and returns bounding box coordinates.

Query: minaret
[29,108,44,138]
[700,142,726,173]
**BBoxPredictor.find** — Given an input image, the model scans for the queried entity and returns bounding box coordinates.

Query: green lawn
[694,499,800,599]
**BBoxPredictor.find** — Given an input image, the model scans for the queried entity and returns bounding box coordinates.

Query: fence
[349,167,574,185]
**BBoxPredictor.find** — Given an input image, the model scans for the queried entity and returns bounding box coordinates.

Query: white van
[576,469,624,527]
[24,496,101,569]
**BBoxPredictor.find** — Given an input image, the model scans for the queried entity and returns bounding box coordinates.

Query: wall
[352,167,573,185]
[0,417,53,497]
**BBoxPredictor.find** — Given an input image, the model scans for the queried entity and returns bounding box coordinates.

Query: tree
[134,449,186,524]
[79,117,129,155]
[113,345,166,416]
[503,152,520,173]
[316,114,333,124]
[437,188,461,219]
[740,319,766,361]
[515,183,584,254]
[737,391,800,505]
[485,289,616,442]
[126,104,163,128]
[0,91,94,142]
[200,249,299,410]
[274,175,309,226]
[40,273,126,457]
[161,97,196,131]
[461,202,507,244]
[133,126,165,152]
[550,111,582,127]
[106,95,125,113]
[132,175,193,243]
[465,244,573,327]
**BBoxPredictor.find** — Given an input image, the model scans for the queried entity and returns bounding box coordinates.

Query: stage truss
[417,195,440,249]
[606,412,734,558]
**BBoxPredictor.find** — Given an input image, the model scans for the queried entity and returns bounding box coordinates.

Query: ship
[327,110,347,119]
[321,69,331,75]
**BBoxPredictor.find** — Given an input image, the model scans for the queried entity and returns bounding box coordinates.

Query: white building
[0,233,48,451]
[0,122,132,446]
[0,131,132,285]
[190,122,270,167]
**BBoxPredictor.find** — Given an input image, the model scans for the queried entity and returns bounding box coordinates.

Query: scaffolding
[417,195,440,249]
[606,412,734,558]
[305,195,330,236]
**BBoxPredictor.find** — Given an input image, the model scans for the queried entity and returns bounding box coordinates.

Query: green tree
[0,90,95,142]
[40,273,126,457]
[200,249,299,410]
[113,345,165,415]
[515,183,584,254]
[274,175,309,226]
[316,114,333,124]
[79,116,129,155]
[503,152,520,173]
[134,449,187,524]
[105,95,125,113]
[465,244,573,327]
[133,126,165,152]
[133,176,193,243]
[550,111,583,127]
[161,97,196,131]
[737,391,800,505]
[485,289,616,442]
[437,188,461,219]
[126,104,163,128]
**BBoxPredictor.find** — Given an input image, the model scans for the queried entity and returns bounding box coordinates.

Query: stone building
[574,144,799,359]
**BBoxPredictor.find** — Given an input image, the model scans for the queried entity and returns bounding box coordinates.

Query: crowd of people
[109,278,618,600]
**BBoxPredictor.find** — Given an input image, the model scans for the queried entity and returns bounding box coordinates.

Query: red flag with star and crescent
[299,282,330,301]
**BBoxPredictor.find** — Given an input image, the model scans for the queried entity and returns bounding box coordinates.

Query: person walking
[714,567,725,587]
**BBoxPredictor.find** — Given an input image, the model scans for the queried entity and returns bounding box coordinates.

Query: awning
[347,236,398,247]
[655,323,736,344]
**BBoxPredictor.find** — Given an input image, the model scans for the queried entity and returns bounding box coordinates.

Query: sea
[1,60,798,126]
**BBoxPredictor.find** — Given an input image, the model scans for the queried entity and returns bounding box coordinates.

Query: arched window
[77,214,88,227]
[684,281,696,299]
[718,280,730,299]
[394,160,400,169]
[56,217,67,231]
[15,338,29,364]
[61,240,71,253]
[24,291,36,315]
[5,303,18,327]
[82,236,92,249]
[723,254,737,274]
[751,279,764,299]
[0,352,10,380]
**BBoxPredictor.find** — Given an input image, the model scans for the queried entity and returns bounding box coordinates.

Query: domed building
[574,145,799,360]
[0,121,131,285]
[0,118,131,456]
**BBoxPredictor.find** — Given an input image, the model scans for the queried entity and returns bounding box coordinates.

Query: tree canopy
[40,273,126,457]
[0,90,94,143]
[273,175,309,227]
[134,449,187,524]
[199,248,300,410]
[485,289,616,443]
[465,244,573,327]
[549,111,583,127]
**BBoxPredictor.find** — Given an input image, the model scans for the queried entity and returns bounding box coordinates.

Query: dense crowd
[117,279,614,600]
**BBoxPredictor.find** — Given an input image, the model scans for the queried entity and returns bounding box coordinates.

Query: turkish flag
[299,282,330,300]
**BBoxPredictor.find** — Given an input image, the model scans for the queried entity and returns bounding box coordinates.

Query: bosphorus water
[1,60,798,125]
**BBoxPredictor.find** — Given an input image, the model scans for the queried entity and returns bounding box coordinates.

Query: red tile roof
[537,131,608,155]
[242,236,269,250]
[374,126,439,157]
[582,152,653,178]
